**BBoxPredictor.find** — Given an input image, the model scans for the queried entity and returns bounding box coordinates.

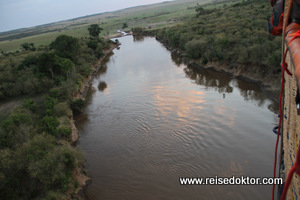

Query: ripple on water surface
[75,36,278,200]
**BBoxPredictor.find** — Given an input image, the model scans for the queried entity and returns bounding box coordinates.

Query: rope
[273,30,300,200]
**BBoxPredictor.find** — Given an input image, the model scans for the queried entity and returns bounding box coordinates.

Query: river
[75,36,279,200]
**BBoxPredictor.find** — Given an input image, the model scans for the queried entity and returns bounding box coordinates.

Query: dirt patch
[0,98,24,122]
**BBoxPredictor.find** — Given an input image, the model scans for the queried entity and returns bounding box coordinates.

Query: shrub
[45,95,58,115]
[39,116,59,136]
[202,56,208,65]
[70,99,85,113]
[54,102,72,117]
[21,43,35,51]
[23,98,37,112]
[184,39,205,59]
[58,126,71,140]
[18,56,38,70]
[96,48,104,59]
[86,40,98,51]
[43,191,65,200]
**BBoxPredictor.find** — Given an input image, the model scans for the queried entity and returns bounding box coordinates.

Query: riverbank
[71,42,119,199]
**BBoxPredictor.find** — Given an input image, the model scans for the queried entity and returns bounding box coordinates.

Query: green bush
[23,98,37,112]
[70,99,85,113]
[39,116,59,136]
[54,102,72,117]
[43,191,65,200]
[202,56,208,65]
[96,47,104,59]
[184,39,206,59]
[58,126,71,140]
[1,110,33,148]
[86,40,98,51]
[45,95,57,115]
[18,56,38,70]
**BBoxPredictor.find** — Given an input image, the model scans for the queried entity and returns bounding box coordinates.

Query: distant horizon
[0,0,173,33]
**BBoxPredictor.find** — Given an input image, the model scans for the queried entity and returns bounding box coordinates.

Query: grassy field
[0,0,231,53]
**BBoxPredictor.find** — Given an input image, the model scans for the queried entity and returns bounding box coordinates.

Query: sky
[0,0,172,33]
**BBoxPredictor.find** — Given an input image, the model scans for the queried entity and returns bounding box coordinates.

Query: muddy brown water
[75,36,279,200]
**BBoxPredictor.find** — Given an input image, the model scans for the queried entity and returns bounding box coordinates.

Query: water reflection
[97,64,107,76]
[234,79,278,111]
[151,85,205,120]
[170,53,183,67]
[98,81,107,92]
[184,64,234,94]
[95,63,109,80]
[181,63,278,113]
[133,35,145,42]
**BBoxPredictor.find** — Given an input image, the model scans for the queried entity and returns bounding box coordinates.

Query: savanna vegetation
[0,24,114,199]
[138,0,281,75]
[0,0,282,198]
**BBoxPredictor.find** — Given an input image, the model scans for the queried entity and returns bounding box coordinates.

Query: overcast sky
[0,0,172,32]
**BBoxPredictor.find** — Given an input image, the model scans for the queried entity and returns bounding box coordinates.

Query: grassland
[0,0,232,53]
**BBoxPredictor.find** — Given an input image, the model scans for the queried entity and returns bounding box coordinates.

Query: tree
[21,43,35,51]
[96,47,104,59]
[122,23,128,29]
[36,53,75,79]
[132,27,144,36]
[195,6,214,17]
[36,53,56,79]
[86,40,98,51]
[17,56,38,70]
[50,35,79,61]
[53,55,74,79]
[70,99,85,113]
[88,24,103,38]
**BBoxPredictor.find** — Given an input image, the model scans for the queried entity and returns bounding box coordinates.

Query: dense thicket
[0,34,110,100]
[155,0,282,73]
[0,30,112,199]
